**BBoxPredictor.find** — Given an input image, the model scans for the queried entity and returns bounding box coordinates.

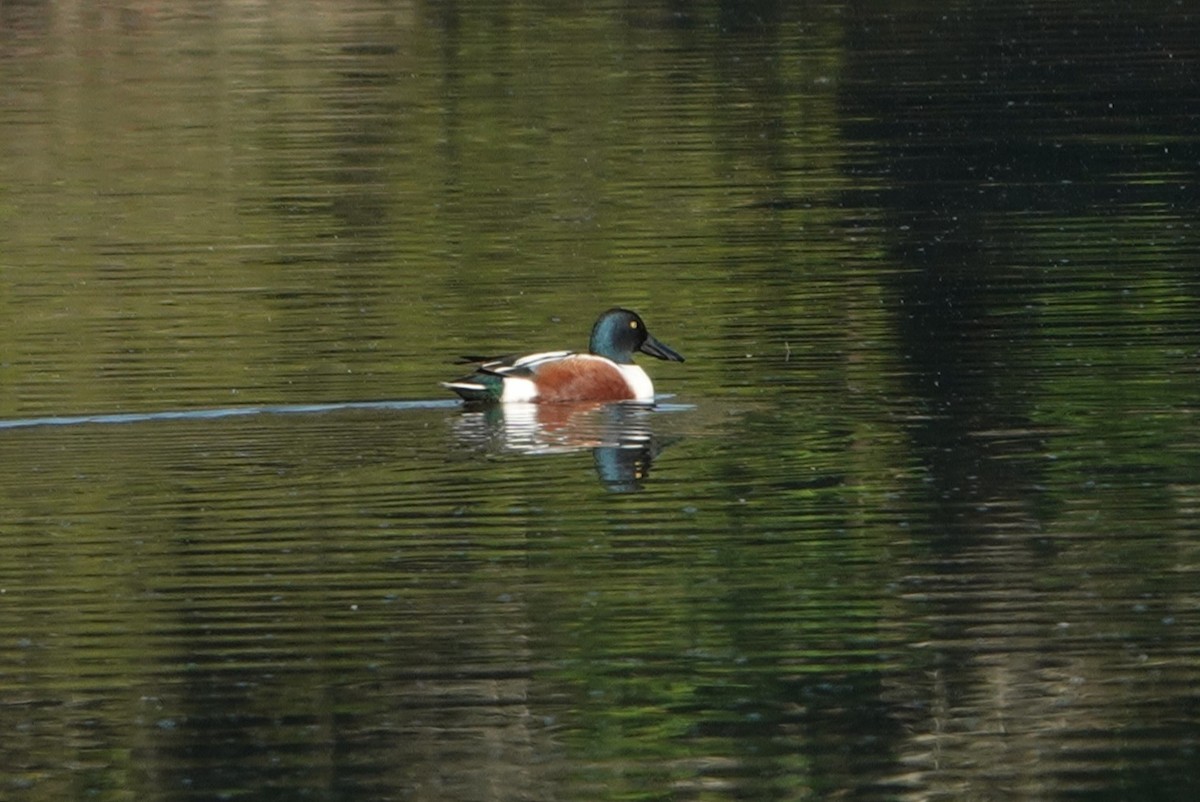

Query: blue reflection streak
[0,400,462,431]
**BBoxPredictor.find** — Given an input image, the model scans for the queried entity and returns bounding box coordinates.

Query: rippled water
[2,1,1199,800]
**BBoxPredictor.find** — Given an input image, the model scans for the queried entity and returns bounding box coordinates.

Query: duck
[442,308,684,403]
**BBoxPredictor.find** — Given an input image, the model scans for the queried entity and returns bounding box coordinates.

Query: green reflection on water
[0,0,848,419]
[2,1,1200,801]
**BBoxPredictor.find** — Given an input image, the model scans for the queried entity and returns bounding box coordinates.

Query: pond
[1,1,1198,800]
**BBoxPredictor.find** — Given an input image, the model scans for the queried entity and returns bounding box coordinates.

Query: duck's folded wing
[484,350,576,377]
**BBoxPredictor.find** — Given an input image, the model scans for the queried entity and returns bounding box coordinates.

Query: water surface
[2,1,1198,800]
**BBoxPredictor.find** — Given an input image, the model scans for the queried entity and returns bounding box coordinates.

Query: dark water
[2,1,1199,800]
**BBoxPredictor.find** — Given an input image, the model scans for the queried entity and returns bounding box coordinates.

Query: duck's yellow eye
[630,321,639,329]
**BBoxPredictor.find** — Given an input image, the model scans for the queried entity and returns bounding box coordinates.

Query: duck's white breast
[617,364,655,401]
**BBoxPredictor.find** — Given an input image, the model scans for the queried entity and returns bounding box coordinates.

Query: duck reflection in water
[442,308,685,490]
[449,401,675,492]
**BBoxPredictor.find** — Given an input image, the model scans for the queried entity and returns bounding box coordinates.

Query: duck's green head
[589,308,685,365]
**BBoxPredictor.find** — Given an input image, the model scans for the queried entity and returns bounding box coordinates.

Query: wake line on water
[0,399,461,431]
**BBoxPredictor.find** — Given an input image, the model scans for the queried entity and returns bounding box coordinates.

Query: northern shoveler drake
[442,308,685,403]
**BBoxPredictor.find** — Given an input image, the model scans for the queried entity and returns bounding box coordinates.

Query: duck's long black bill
[640,334,685,362]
